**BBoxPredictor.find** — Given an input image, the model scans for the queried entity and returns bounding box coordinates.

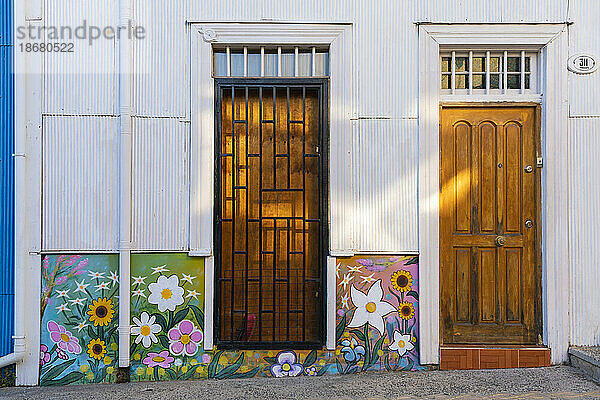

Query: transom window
[213,46,330,77]
[441,50,538,95]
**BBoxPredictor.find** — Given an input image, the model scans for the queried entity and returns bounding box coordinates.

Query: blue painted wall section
[0,0,15,358]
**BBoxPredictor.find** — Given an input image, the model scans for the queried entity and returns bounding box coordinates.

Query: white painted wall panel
[416,0,567,23]
[569,117,600,345]
[42,116,118,250]
[132,1,189,117]
[568,0,600,117]
[43,0,118,115]
[356,0,418,117]
[131,117,189,250]
[354,119,418,252]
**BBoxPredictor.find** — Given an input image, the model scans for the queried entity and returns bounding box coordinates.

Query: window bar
[520,50,526,93]
[503,51,508,94]
[287,87,291,188]
[468,51,473,94]
[451,51,456,94]
[243,47,248,77]
[286,217,291,341]
[277,47,282,77]
[272,218,277,342]
[230,86,236,341]
[244,86,249,341]
[301,86,306,341]
[272,87,277,342]
[258,87,263,340]
[294,47,299,77]
[260,47,265,77]
[486,51,491,94]
[311,47,316,77]
[226,46,231,77]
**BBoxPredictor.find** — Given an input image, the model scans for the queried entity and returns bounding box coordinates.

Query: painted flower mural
[335,256,422,373]
[87,298,115,327]
[347,280,396,335]
[389,331,415,357]
[47,321,82,354]
[131,312,161,348]
[143,351,174,368]
[39,253,420,386]
[39,254,119,386]
[340,338,365,363]
[148,274,185,312]
[270,351,304,377]
[168,320,203,356]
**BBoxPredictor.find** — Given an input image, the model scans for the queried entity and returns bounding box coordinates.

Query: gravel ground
[1,366,599,400]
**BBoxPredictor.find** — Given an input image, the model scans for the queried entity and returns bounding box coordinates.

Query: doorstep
[569,346,600,383]
[440,346,551,370]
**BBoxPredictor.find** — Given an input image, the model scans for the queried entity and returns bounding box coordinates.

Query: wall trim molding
[417,23,569,365]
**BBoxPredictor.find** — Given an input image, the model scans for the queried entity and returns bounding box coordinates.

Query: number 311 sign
[568,53,598,74]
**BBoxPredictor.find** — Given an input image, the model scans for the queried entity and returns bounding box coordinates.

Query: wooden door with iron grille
[215,80,327,348]
[440,106,540,345]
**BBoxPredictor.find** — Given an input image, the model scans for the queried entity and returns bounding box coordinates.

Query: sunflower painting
[88,298,115,327]
[39,255,119,386]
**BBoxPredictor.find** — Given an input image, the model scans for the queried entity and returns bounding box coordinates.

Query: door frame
[438,102,543,346]
[417,23,570,364]
[212,78,330,349]
[190,22,354,351]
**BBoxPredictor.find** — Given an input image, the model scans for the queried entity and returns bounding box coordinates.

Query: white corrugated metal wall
[40,0,600,347]
[567,0,600,346]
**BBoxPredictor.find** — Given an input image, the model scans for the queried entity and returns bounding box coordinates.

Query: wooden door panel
[455,248,471,323]
[478,247,497,323]
[479,122,497,234]
[441,106,539,345]
[454,122,472,233]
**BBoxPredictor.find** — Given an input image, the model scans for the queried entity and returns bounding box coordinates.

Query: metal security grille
[215,79,328,348]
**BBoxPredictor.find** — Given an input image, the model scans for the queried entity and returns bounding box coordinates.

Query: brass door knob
[495,236,506,247]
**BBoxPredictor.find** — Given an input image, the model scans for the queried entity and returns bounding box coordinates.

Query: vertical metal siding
[43,0,118,115]
[568,0,600,117]
[569,117,600,345]
[131,117,189,250]
[354,119,418,252]
[133,1,191,117]
[357,0,418,118]
[42,116,119,251]
[0,0,14,357]
[416,0,568,22]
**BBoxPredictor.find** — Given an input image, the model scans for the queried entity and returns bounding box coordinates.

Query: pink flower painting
[47,321,81,354]
[168,320,203,356]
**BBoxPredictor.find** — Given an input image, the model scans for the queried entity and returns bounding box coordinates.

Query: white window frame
[440,50,539,98]
[418,23,569,365]
[189,22,355,351]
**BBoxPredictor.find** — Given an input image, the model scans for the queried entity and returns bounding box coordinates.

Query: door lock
[525,219,534,228]
[494,236,506,247]
[524,165,533,173]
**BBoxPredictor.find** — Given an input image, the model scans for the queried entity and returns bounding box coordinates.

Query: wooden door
[216,81,327,347]
[440,106,540,345]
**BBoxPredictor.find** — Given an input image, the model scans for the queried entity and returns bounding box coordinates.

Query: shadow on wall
[39,254,422,385]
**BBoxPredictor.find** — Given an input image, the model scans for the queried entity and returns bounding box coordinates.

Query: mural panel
[130,253,206,381]
[129,254,421,382]
[335,255,421,373]
[40,255,119,386]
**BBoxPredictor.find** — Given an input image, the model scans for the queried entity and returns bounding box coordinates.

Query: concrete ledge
[568,347,600,383]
